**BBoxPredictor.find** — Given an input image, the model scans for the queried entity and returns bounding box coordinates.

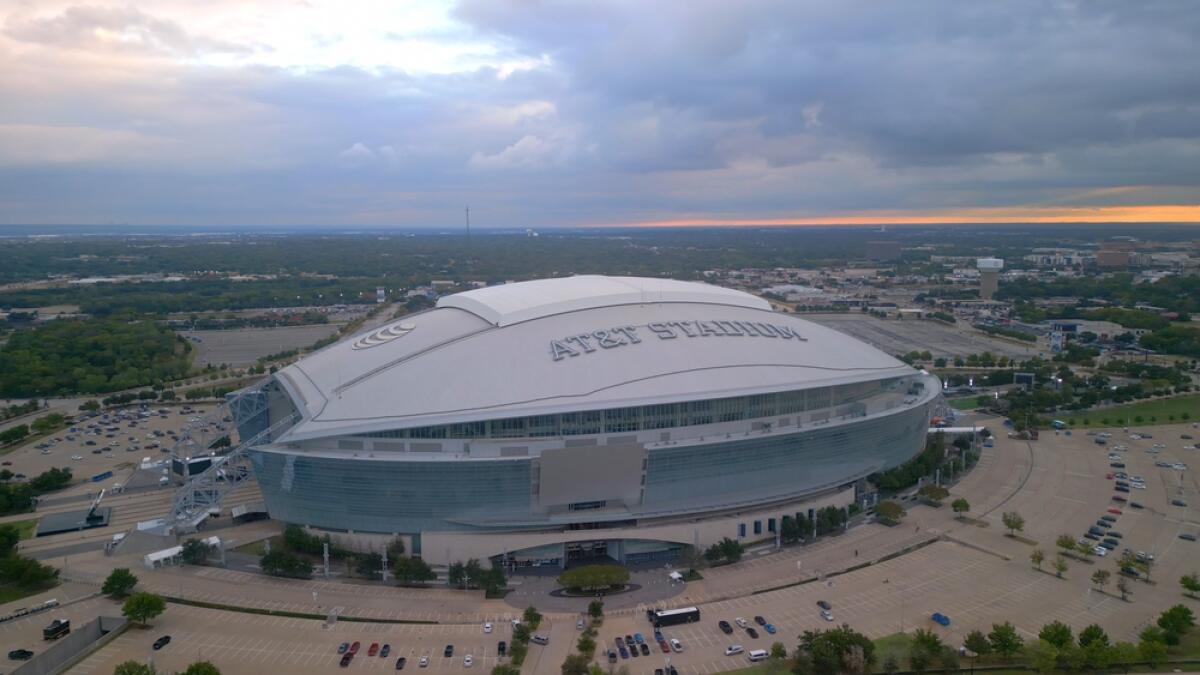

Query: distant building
[866,241,901,262]
[1096,249,1131,268]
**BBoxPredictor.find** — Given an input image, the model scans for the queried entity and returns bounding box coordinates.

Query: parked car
[725,645,745,656]
[1130,502,1144,509]
[8,649,34,661]
[746,627,759,639]
[368,643,380,657]
[395,656,407,670]
[1181,533,1197,542]
[931,613,951,627]
[419,656,429,667]
[498,641,506,657]
[764,624,777,634]
[670,639,684,652]
[338,643,350,654]
[153,636,171,650]
[718,621,733,634]
[444,645,454,657]
[1171,500,1189,507]
[340,654,353,668]
[820,609,834,621]
[754,616,766,626]
[1093,546,1108,557]
[381,644,391,658]
[640,643,650,656]
[817,600,832,610]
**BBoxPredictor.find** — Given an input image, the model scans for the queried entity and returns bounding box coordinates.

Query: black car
[395,657,407,670]
[1112,495,1128,503]
[444,645,454,657]
[639,643,650,656]
[608,650,618,663]
[669,667,679,675]
[340,653,353,668]
[1095,521,1111,529]
[498,641,507,656]
[338,643,350,654]
[817,600,832,610]
[1101,514,1117,522]
[746,627,759,639]
[754,615,766,626]
[629,644,639,658]
[1115,485,1130,493]
[1181,533,1198,542]
[1130,502,1144,509]
[1083,532,1100,541]
[1103,538,1120,548]
[1108,531,1123,539]
[718,620,733,634]
[1110,462,1125,468]
[153,636,171,650]
[8,648,34,661]
[1171,500,1189,507]
[381,644,391,658]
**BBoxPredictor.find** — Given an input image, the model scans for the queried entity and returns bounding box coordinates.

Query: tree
[1001,511,1025,536]
[1182,572,1200,597]
[1053,555,1068,579]
[796,625,876,675]
[1078,624,1109,648]
[464,558,483,587]
[1138,634,1168,668]
[587,600,603,619]
[780,515,802,543]
[113,662,154,675]
[355,552,384,580]
[523,606,542,629]
[576,633,596,657]
[447,561,466,588]
[875,500,905,525]
[881,654,899,675]
[916,484,949,505]
[963,629,992,658]
[1116,575,1131,601]
[479,564,507,596]
[393,556,436,585]
[1157,604,1195,644]
[1109,641,1139,672]
[908,648,930,674]
[770,641,787,660]
[1055,534,1076,554]
[1025,640,1058,674]
[180,538,213,565]
[951,498,970,518]
[0,523,19,556]
[1030,548,1045,570]
[1038,620,1073,649]
[102,568,138,598]
[939,646,959,672]
[911,628,942,656]
[989,622,1024,660]
[492,665,521,675]
[562,652,591,675]
[183,662,222,675]
[259,549,312,579]
[122,592,166,626]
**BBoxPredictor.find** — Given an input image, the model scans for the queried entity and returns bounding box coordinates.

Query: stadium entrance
[565,540,614,567]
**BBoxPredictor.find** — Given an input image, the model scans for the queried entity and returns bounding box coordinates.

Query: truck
[43,618,70,640]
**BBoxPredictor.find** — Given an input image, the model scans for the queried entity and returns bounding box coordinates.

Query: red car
[659,641,670,653]
[1106,473,1114,479]
[1107,507,1122,515]
[368,643,380,657]
[349,642,361,655]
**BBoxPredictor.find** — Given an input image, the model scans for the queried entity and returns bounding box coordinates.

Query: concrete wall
[13,616,128,675]
[313,485,854,565]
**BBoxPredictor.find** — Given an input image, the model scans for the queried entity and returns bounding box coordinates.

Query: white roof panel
[274,276,913,440]
[438,275,768,327]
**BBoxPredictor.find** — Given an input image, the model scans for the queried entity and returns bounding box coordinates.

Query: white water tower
[977,258,1004,299]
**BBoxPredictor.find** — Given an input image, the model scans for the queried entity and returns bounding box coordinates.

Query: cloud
[4,5,252,56]
[0,1,1198,226]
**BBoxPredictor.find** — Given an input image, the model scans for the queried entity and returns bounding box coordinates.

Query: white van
[748,649,769,662]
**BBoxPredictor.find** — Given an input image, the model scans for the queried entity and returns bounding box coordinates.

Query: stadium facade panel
[235,276,939,566]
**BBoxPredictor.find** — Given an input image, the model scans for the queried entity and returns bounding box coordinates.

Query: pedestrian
[854,549,858,557]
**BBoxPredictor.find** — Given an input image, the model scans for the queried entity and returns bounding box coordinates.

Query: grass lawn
[233,536,281,557]
[947,397,982,411]
[1064,394,1200,428]
[7,517,37,540]
[873,632,912,668]
[0,581,58,605]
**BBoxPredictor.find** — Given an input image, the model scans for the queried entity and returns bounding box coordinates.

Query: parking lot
[805,313,1035,359]
[1,419,1194,674]
[179,325,342,367]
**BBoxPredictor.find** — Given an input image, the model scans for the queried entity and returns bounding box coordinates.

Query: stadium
[231,276,940,567]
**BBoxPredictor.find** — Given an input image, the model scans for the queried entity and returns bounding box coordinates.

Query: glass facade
[357,377,905,440]
[250,396,931,535]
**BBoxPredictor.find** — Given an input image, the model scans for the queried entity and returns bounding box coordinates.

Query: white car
[483,622,493,633]
[1131,482,1147,490]
[821,609,834,621]
[463,655,473,668]
[1093,546,1108,557]
[735,617,748,628]
[670,639,684,653]
[1130,475,1144,482]
[1173,463,1188,470]
[725,645,744,656]
[418,656,429,668]
[71,454,83,460]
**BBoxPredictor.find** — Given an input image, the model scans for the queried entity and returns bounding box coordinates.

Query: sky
[1,1,1198,228]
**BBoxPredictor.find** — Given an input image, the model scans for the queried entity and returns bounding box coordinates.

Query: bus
[648,607,701,627]
[43,618,70,640]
